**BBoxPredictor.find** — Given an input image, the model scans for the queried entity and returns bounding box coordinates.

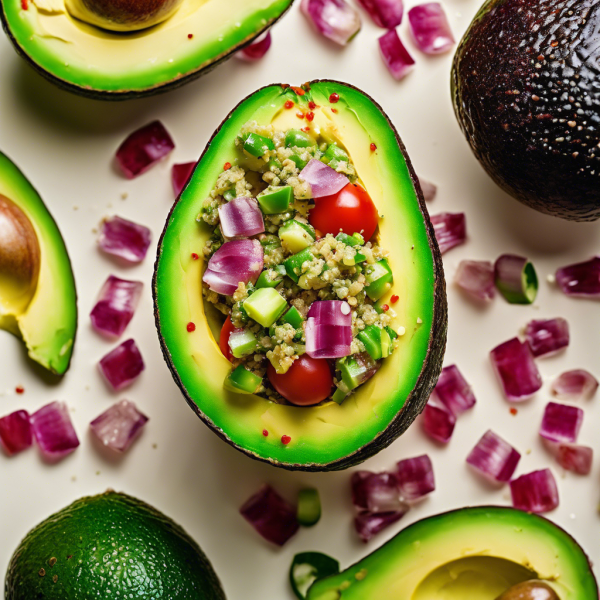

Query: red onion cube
[300,159,349,198]
[419,177,437,202]
[90,275,143,338]
[433,364,476,416]
[551,369,599,401]
[357,0,403,28]
[99,339,145,391]
[0,410,32,456]
[430,212,466,254]
[525,318,569,357]
[422,397,456,443]
[300,0,361,46]
[555,256,600,298]
[116,121,175,179]
[540,401,583,444]
[396,454,435,502]
[240,485,299,546]
[408,3,454,54]
[354,508,408,543]
[351,471,404,512]
[30,402,79,459]
[510,469,559,513]
[236,31,272,61]
[556,444,593,475]
[378,29,415,81]
[98,216,152,264]
[466,430,520,483]
[489,337,542,402]
[455,260,495,302]
[171,162,196,197]
[90,400,148,453]
[218,197,265,239]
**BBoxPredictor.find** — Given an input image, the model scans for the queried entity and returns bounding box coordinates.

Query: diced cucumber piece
[281,306,304,329]
[337,357,369,391]
[364,259,393,301]
[243,288,287,327]
[223,188,236,202]
[289,553,340,600]
[228,330,258,358]
[335,232,365,247]
[385,325,398,341]
[380,328,391,358]
[357,325,384,360]
[297,488,321,527]
[279,220,316,253]
[224,365,262,394]
[323,143,349,163]
[256,268,284,289]
[285,129,315,149]
[289,154,309,170]
[242,133,275,158]
[257,186,293,214]
[284,247,314,283]
[268,158,282,172]
[331,387,348,404]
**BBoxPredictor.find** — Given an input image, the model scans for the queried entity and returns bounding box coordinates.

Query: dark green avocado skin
[452,0,600,221]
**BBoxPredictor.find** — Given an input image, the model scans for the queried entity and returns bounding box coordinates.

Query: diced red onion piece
[378,29,415,81]
[305,300,352,358]
[218,197,265,239]
[98,216,152,264]
[236,31,272,61]
[419,177,437,202]
[90,275,143,338]
[396,454,435,501]
[351,471,403,512]
[99,339,145,391]
[357,0,403,27]
[300,159,350,198]
[556,444,593,475]
[354,508,408,543]
[30,402,79,459]
[510,469,559,513]
[551,369,599,401]
[466,430,520,483]
[422,397,456,443]
[455,260,495,302]
[489,337,542,402]
[90,399,149,453]
[171,161,196,197]
[240,485,299,546]
[300,0,361,46]
[408,3,454,54]
[525,318,569,357]
[116,121,175,178]
[203,239,264,296]
[540,401,583,444]
[430,212,466,254]
[0,410,32,456]
[433,364,476,416]
[555,256,600,298]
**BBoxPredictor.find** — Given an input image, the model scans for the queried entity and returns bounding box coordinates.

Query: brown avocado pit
[496,580,560,600]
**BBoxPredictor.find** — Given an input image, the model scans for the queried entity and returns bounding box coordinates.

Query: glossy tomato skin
[267,356,333,406]
[309,183,379,241]
[219,316,237,361]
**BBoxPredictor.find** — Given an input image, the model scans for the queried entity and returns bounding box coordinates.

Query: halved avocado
[0,0,294,99]
[153,81,447,471]
[306,507,598,600]
[0,152,77,375]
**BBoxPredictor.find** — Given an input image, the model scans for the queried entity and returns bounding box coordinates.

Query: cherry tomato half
[309,183,378,241]
[267,356,333,406]
[219,316,237,361]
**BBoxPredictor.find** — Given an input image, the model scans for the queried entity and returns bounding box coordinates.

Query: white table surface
[1,1,599,597]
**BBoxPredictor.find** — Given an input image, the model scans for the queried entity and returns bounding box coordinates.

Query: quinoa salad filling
[199,120,398,407]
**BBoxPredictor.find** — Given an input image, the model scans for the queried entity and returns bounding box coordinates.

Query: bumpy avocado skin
[5,491,226,600]
[452,0,600,221]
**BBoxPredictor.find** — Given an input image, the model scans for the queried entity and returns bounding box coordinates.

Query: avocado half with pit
[0,152,77,375]
[307,506,598,600]
[153,81,447,471]
[0,0,293,99]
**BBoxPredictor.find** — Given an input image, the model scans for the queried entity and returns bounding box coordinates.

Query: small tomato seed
[391,295,399,304]
[281,435,291,445]
[308,101,316,110]
[262,429,269,437]
[186,322,196,332]
[306,111,315,122]
[191,253,199,260]
[284,100,294,109]
[329,93,340,103]
[331,108,338,113]
[370,143,377,151]
[223,162,232,170]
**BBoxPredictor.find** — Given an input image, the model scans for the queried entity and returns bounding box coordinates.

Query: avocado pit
[496,580,560,600]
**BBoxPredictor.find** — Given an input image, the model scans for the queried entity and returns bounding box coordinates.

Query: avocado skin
[152,80,447,472]
[0,2,294,101]
[452,0,600,221]
[5,491,226,600]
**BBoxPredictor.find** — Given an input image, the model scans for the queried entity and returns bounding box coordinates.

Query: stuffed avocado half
[0,152,76,375]
[306,507,597,600]
[0,0,293,99]
[153,81,447,471]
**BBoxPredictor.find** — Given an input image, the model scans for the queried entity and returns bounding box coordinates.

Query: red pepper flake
[291,86,305,96]
[331,108,338,114]
[187,33,193,39]
[390,295,399,304]
[510,407,518,416]
[262,429,269,437]
[281,435,291,445]
[370,143,377,152]
[551,40,558,47]
[308,101,317,110]
[186,322,196,332]
[191,252,199,260]
[281,83,290,89]
[329,93,340,103]
[20,0,28,10]
[296,111,305,119]
[301,127,311,132]
[284,100,294,109]
[382,304,389,312]
[223,162,231,171]
[15,386,24,394]
[306,111,315,122]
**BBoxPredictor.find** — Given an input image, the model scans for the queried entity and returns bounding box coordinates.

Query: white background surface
[1,1,599,598]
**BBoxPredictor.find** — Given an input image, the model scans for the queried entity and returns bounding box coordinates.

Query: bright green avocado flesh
[307,507,597,600]
[0,152,76,375]
[0,0,293,97]
[154,81,446,470]
[5,491,225,600]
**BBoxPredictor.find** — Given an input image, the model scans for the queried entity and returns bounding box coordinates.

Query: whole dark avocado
[452,0,600,221]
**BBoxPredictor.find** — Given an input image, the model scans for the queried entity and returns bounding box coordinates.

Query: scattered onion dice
[300,0,362,46]
[90,400,149,453]
[525,318,569,357]
[551,369,598,401]
[455,260,495,302]
[430,212,466,254]
[408,2,454,54]
[351,471,403,513]
[466,430,520,483]
[378,29,415,81]
[433,364,476,416]
[357,0,404,28]
[171,162,196,197]
[555,256,600,298]
[30,402,79,460]
[422,397,456,443]
[98,216,152,264]
[236,31,272,61]
[418,177,437,202]
[99,339,145,391]
[539,401,583,444]
[354,508,408,543]
[396,455,435,501]
[510,469,559,514]
[556,444,593,475]
[0,410,32,456]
